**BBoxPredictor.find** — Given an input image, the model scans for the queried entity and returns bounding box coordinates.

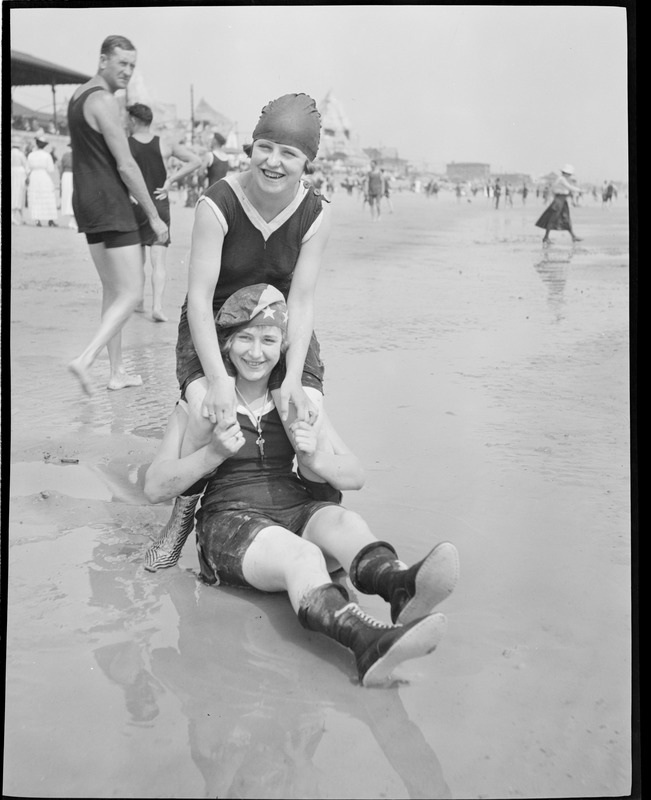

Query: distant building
[446,162,491,182]
[493,172,532,185]
[364,146,409,175]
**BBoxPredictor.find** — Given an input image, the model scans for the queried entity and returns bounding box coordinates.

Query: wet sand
[6,189,632,798]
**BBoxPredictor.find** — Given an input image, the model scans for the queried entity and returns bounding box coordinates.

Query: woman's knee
[184,406,214,448]
[286,538,328,574]
[181,381,212,440]
[243,528,327,590]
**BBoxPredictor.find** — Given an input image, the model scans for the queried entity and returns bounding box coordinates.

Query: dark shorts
[178,329,325,399]
[195,499,338,587]
[134,199,171,247]
[85,229,142,249]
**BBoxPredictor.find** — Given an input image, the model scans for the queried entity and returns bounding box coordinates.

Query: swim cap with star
[216,284,288,333]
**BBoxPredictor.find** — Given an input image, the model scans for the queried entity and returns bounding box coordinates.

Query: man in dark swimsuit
[203,132,231,189]
[127,103,200,322]
[67,35,169,395]
[366,161,384,221]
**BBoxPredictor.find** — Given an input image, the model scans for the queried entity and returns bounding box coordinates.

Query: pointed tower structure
[318,90,367,165]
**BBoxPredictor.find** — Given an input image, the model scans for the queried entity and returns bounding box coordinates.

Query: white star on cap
[251,285,285,318]
[262,307,276,319]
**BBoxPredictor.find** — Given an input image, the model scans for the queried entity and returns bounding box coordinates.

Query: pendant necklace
[235,386,269,459]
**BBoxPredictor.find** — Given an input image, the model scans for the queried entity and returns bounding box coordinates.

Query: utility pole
[190,84,195,145]
[51,83,57,130]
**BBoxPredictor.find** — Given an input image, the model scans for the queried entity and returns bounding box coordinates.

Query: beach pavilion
[10,49,92,132]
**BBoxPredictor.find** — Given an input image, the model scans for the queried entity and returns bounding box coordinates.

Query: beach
[6,188,632,799]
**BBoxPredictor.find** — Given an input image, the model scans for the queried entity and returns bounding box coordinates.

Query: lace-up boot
[298,583,447,686]
[144,493,201,572]
[349,541,460,625]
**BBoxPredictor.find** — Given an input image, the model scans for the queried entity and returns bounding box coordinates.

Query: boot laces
[336,603,393,629]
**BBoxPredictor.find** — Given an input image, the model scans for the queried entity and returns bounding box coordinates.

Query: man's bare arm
[85,90,164,226]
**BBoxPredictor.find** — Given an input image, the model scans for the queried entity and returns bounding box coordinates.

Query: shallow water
[7,191,631,798]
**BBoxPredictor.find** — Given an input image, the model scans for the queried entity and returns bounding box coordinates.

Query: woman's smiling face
[249,139,308,193]
[228,325,283,384]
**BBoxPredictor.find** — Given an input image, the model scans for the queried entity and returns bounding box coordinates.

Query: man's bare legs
[68,242,145,394]
[150,244,169,322]
[135,245,169,321]
[134,246,147,314]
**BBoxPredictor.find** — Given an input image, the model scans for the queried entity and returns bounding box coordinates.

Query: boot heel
[362,613,448,687]
[395,542,460,624]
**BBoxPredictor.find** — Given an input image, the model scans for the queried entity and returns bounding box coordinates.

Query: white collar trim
[236,394,275,426]
[226,174,308,241]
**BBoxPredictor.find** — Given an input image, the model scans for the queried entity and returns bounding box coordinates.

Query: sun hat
[251,93,321,161]
[561,164,575,175]
[216,284,288,333]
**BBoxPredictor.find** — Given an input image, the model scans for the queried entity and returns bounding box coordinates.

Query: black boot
[349,541,459,625]
[144,493,201,572]
[298,583,447,687]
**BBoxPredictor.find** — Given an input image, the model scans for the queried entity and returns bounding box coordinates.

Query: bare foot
[107,373,143,391]
[68,359,94,396]
[152,308,168,323]
[134,304,145,314]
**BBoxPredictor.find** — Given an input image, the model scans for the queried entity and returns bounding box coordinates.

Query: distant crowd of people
[10,133,76,228]
[12,113,69,137]
[12,122,621,236]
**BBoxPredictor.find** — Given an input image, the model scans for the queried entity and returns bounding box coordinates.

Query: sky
[7,4,632,183]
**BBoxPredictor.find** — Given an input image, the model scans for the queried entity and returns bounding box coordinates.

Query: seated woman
[144,284,460,687]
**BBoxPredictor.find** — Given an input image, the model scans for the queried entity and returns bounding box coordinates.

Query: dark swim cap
[251,93,321,161]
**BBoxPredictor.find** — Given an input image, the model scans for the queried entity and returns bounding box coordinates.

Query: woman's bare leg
[241,526,332,612]
[302,505,376,573]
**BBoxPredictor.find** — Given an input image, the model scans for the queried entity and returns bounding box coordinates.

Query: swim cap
[216,284,288,333]
[251,93,321,161]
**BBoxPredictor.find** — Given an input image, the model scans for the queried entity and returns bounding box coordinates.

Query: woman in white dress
[26,137,59,227]
[11,137,28,225]
[59,142,77,229]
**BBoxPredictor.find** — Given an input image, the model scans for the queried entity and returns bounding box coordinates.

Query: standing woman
[26,136,59,227]
[536,164,583,245]
[59,142,77,229]
[11,137,28,225]
[146,93,332,571]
